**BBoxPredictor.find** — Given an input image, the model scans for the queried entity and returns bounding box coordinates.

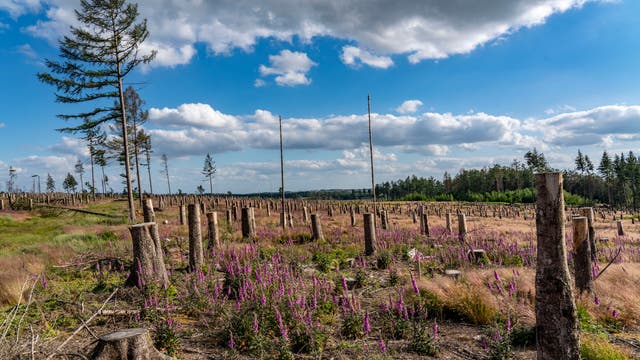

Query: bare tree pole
[367,94,377,222]
[279,115,286,229]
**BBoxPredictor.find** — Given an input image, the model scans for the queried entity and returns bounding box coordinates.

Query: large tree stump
[445,213,452,233]
[364,213,376,256]
[241,207,256,238]
[126,222,168,290]
[579,207,597,261]
[535,172,580,359]
[421,213,430,237]
[188,204,203,272]
[311,214,324,241]
[457,213,467,241]
[573,216,593,295]
[142,199,169,288]
[206,211,220,249]
[90,328,171,360]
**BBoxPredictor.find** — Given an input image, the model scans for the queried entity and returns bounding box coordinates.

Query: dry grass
[0,255,44,305]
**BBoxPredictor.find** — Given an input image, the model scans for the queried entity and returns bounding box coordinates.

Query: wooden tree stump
[457,213,467,241]
[573,216,593,295]
[579,207,597,261]
[445,213,452,233]
[126,222,168,290]
[535,172,580,359]
[421,213,430,237]
[241,207,256,238]
[617,220,624,236]
[188,204,203,272]
[90,328,171,360]
[179,205,186,226]
[311,213,324,241]
[364,213,376,256]
[206,211,220,249]
[381,210,389,230]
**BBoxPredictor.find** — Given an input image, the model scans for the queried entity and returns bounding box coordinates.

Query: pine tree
[75,159,85,193]
[161,154,171,195]
[37,0,156,221]
[202,153,217,194]
[82,117,106,199]
[63,173,78,194]
[46,173,56,193]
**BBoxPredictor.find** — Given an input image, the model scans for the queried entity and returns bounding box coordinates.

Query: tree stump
[572,216,593,295]
[381,210,389,230]
[206,211,220,249]
[421,213,430,237]
[188,204,203,272]
[445,213,452,233]
[90,328,171,360]
[126,222,168,290]
[179,205,186,226]
[617,220,624,236]
[579,207,597,261]
[311,214,324,241]
[458,213,467,241]
[241,207,256,238]
[364,213,376,256]
[535,172,580,359]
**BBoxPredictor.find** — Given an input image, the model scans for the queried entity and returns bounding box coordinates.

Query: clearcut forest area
[0,193,639,359]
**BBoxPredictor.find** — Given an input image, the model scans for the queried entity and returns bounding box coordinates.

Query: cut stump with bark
[90,328,171,360]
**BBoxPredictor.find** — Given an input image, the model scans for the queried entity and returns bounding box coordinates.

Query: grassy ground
[0,199,638,359]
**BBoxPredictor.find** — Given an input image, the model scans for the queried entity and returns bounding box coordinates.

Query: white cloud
[49,136,89,158]
[19,0,604,68]
[254,78,266,88]
[340,46,393,69]
[0,122,5,128]
[146,103,524,157]
[149,103,241,129]
[0,0,40,17]
[259,50,316,86]
[533,105,640,146]
[396,100,423,114]
[16,43,37,59]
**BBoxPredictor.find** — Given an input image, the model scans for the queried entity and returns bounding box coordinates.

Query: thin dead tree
[279,115,286,229]
[368,94,377,223]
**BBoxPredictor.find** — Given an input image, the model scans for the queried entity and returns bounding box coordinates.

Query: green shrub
[580,334,631,360]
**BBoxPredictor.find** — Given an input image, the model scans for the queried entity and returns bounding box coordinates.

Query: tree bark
[206,211,220,249]
[364,213,376,256]
[535,172,580,360]
[311,213,324,241]
[188,204,203,272]
[572,216,593,295]
[126,222,168,290]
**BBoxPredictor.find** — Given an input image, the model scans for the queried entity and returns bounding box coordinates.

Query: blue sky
[2,0,640,194]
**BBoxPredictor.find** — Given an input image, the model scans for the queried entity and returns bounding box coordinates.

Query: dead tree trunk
[179,205,186,226]
[364,213,376,256]
[206,211,220,249]
[458,213,467,241]
[126,222,168,290]
[579,207,597,261]
[311,213,324,241]
[381,210,389,230]
[241,207,256,238]
[535,172,580,360]
[188,204,203,272]
[616,220,624,236]
[421,213,430,237]
[90,328,171,360]
[572,216,593,295]
[445,213,452,233]
[142,199,168,287]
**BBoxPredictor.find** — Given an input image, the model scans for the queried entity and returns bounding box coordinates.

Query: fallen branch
[594,247,622,281]
[36,204,122,219]
[46,288,118,360]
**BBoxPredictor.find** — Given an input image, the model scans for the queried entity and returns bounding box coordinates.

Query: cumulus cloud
[147,103,523,157]
[396,100,423,114]
[16,43,37,59]
[534,105,640,146]
[17,0,603,67]
[340,46,393,69]
[259,50,316,86]
[49,136,89,158]
[0,122,5,128]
